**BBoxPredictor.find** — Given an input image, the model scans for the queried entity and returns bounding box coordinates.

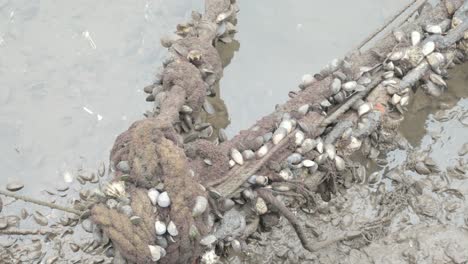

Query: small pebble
[45,256,59,264]
[20,208,29,219]
[70,243,80,252]
[33,211,49,226]
[130,216,143,225]
[56,182,69,192]
[0,217,7,229]
[6,181,24,192]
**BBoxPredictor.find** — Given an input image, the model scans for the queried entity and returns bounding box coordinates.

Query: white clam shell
[315,153,328,164]
[297,104,309,115]
[383,71,394,79]
[422,41,435,56]
[155,221,167,235]
[216,12,230,23]
[425,25,442,34]
[429,73,447,87]
[279,119,294,134]
[382,79,397,86]
[298,138,316,154]
[335,156,346,171]
[330,78,342,94]
[201,250,219,263]
[231,148,244,165]
[295,131,305,146]
[242,189,255,200]
[302,159,317,168]
[256,145,268,158]
[325,144,336,160]
[389,50,405,61]
[255,176,268,186]
[287,153,303,165]
[316,138,324,153]
[347,136,362,150]
[358,102,372,116]
[301,74,315,87]
[391,94,401,105]
[342,81,357,92]
[157,192,171,208]
[192,196,208,217]
[411,31,421,46]
[148,245,164,262]
[279,169,293,181]
[167,221,178,236]
[320,99,332,108]
[147,188,160,206]
[242,150,255,160]
[393,30,405,42]
[229,159,236,168]
[400,95,410,106]
[231,239,242,252]
[426,52,445,69]
[273,127,287,145]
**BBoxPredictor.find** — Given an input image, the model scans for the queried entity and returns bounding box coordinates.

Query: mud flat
[1,0,468,263]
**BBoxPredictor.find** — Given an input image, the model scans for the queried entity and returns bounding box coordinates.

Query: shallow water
[221,0,412,136]
[0,0,203,192]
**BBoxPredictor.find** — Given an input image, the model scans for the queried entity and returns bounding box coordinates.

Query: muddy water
[0,0,203,192]
[385,63,468,171]
[221,0,412,137]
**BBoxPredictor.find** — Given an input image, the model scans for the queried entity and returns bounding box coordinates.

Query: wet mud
[237,63,468,264]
